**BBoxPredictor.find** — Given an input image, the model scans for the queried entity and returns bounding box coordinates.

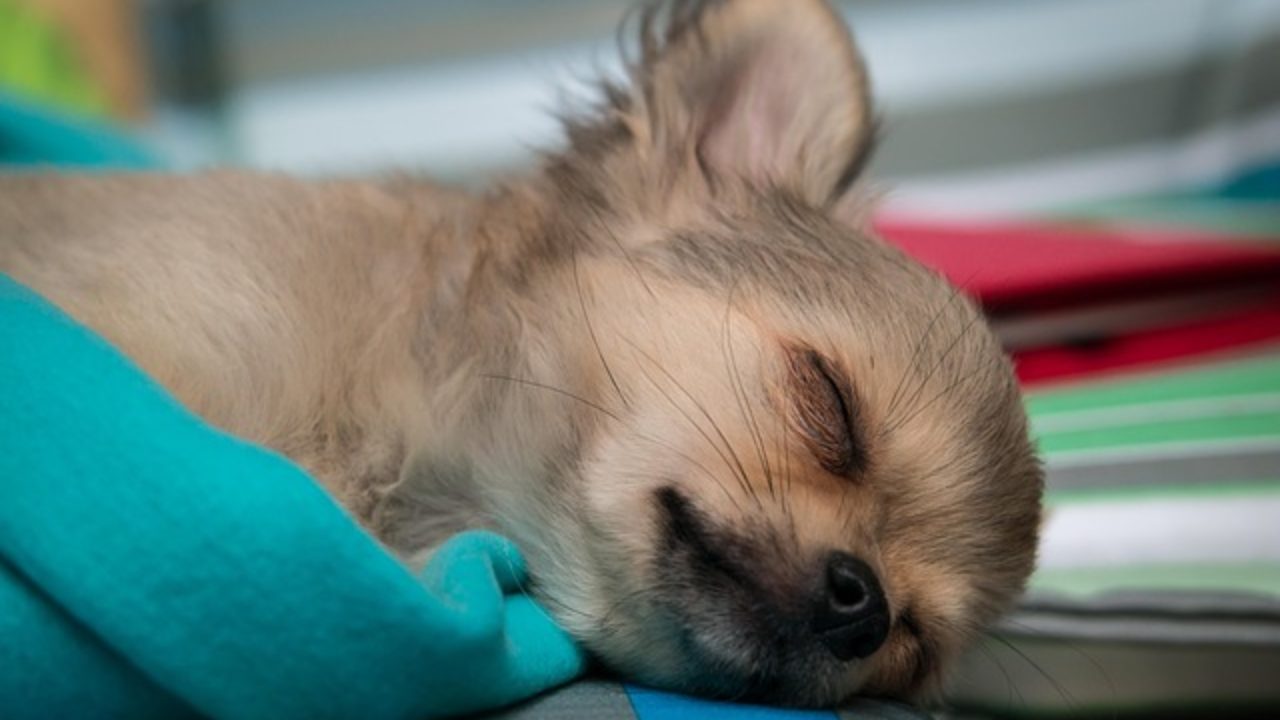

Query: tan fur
[0,0,1041,706]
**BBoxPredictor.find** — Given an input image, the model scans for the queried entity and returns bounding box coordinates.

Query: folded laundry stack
[877,196,1280,717]
[877,216,1280,386]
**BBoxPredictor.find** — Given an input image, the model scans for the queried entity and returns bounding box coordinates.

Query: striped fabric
[948,347,1280,716]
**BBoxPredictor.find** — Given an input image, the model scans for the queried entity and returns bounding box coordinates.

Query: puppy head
[502,249,1042,705]
[382,0,1043,706]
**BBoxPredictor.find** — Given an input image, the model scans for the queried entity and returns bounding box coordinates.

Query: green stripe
[1045,479,1280,506]
[1031,562,1280,597]
[1035,411,1280,454]
[1027,353,1280,454]
[1031,394,1280,434]
[1026,354,1280,416]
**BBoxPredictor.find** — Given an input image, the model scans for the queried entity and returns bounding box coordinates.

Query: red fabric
[873,217,1280,383]
[874,218,1280,315]
[1013,285,1280,387]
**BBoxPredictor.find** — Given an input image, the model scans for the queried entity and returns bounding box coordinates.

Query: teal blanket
[0,90,153,169]
[0,273,585,719]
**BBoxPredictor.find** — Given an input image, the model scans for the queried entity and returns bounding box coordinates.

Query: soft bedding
[880,172,1280,716]
[949,349,1280,717]
[0,274,584,719]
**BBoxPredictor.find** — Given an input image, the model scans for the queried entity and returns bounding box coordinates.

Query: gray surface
[1001,610,1280,646]
[870,31,1280,176]
[1044,442,1280,493]
[483,680,636,719]
[1020,588,1280,620]
[212,0,950,86]
[153,0,1280,180]
[475,679,933,719]
[945,592,1280,715]
[839,698,936,720]
[949,632,1280,716]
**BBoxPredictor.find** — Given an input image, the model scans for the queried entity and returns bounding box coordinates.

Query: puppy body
[0,0,1042,705]
[1,174,444,514]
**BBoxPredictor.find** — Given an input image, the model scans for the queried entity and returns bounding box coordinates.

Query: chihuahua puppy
[0,0,1041,706]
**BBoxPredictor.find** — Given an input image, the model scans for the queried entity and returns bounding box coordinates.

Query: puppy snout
[812,552,889,661]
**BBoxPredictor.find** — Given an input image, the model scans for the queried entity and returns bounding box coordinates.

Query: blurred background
[2,0,1278,216]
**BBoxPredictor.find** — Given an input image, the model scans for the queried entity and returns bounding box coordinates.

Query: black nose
[812,553,890,661]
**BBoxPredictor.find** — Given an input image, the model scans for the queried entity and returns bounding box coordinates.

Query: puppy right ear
[617,0,876,206]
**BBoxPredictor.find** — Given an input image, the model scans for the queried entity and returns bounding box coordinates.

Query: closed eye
[786,346,866,476]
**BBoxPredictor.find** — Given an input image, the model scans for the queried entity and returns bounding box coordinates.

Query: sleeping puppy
[0,0,1042,706]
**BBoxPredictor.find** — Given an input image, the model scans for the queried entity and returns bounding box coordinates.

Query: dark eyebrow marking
[786,346,867,477]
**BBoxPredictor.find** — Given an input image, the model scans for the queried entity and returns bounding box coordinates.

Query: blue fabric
[0,91,154,168]
[0,273,586,719]
[622,685,928,720]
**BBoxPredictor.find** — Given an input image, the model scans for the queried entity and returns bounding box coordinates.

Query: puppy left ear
[634,0,875,206]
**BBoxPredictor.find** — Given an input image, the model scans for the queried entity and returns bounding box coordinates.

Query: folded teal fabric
[0,273,586,719]
[0,91,154,169]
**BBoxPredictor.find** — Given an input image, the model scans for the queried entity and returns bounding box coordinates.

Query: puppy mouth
[660,605,817,704]
[647,486,879,705]
[650,486,797,688]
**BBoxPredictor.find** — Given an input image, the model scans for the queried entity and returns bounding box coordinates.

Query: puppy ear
[631,0,874,205]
